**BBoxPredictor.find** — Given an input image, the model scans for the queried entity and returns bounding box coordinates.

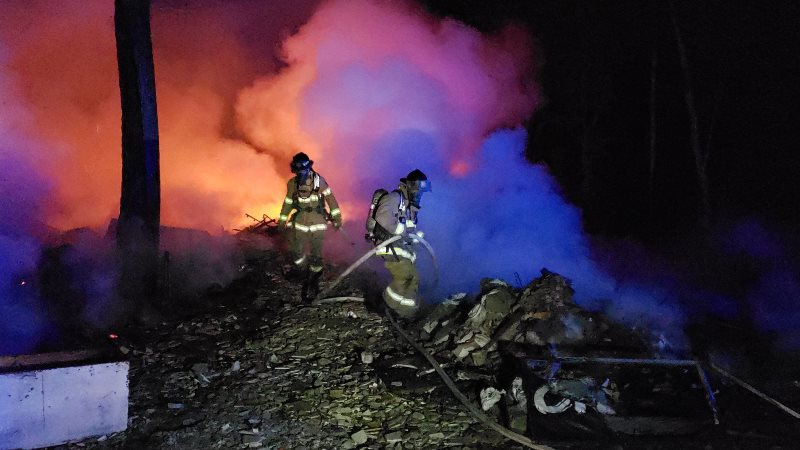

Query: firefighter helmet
[290,152,313,173]
[403,169,431,193]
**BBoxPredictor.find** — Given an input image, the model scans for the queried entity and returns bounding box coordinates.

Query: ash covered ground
[53,245,800,450]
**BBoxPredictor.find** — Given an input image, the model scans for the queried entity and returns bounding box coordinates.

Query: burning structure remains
[21,243,795,450]
[2,0,800,448]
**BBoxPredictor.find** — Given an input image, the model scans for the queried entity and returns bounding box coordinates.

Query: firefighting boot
[300,271,310,303]
[284,263,304,283]
[302,268,323,303]
[363,288,386,316]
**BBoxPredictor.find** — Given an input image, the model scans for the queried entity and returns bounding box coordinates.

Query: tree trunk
[114,0,161,307]
[648,46,658,230]
[669,0,711,231]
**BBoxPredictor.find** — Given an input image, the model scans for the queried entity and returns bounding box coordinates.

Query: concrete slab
[0,358,128,449]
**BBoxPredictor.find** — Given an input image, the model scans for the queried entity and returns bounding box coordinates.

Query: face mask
[409,189,423,207]
[290,159,311,174]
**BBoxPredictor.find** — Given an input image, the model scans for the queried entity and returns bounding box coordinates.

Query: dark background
[421,0,800,243]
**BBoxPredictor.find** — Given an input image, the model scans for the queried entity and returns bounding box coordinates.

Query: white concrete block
[0,361,128,449]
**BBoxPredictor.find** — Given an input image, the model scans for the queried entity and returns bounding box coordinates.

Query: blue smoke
[363,127,691,352]
[718,219,800,350]
[0,147,52,356]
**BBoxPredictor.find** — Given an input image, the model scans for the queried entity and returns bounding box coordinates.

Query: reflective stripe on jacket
[278,171,340,232]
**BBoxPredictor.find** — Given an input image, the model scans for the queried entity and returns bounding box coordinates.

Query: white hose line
[315,235,404,300]
[385,312,555,450]
[710,362,800,420]
[316,233,440,300]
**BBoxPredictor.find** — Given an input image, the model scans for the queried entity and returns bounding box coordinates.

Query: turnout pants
[290,228,325,273]
[382,257,419,318]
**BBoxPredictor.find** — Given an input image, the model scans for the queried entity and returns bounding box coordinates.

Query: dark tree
[114,0,161,308]
[669,0,711,232]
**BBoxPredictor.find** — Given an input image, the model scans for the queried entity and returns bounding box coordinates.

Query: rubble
[373,269,724,439]
[60,253,800,449]
[63,251,511,449]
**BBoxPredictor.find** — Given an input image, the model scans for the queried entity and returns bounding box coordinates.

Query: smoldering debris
[373,269,713,437]
[58,255,800,449]
[1,223,251,356]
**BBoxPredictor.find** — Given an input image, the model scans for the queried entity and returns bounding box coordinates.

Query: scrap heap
[375,269,713,437]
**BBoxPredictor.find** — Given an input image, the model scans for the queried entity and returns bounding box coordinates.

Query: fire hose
[312,235,550,448]
[314,233,439,301]
[384,311,554,450]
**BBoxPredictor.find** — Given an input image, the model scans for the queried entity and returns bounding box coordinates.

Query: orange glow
[0,0,537,234]
[449,160,472,177]
[0,1,323,233]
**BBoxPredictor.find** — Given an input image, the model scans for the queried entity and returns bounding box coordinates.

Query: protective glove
[333,218,343,229]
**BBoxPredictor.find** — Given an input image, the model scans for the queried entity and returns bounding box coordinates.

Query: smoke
[0,42,53,355]
[0,0,324,232]
[7,0,795,357]
[159,226,246,297]
[0,0,693,353]
[717,219,800,350]
[233,0,542,262]
[232,0,695,350]
[0,0,322,354]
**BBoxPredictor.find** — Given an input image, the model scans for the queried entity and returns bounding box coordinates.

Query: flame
[0,0,537,234]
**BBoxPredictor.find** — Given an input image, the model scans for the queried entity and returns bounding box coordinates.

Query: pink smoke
[1,0,707,355]
[236,0,539,210]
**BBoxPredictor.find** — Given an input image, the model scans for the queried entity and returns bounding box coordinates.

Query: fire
[0,0,537,236]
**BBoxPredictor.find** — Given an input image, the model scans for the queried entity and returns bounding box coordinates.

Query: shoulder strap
[394,189,406,213]
[294,172,321,193]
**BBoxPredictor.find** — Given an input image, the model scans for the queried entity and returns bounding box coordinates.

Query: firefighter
[278,152,342,301]
[371,169,431,318]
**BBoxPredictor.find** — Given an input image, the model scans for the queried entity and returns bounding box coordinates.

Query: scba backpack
[365,186,410,242]
[364,188,389,242]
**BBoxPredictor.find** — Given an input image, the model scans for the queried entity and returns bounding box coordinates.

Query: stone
[329,389,345,399]
[510,415,527,433]
[470,351,487,367]
[351,430,368,445]
[242,434,262,444]
[385,431,403,444]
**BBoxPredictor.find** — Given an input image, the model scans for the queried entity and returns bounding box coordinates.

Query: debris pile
[235,214,281,242]
[67,256,511,449]
[375,269,714,437]
[62,254,800,449]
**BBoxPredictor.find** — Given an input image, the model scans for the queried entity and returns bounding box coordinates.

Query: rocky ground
[54,247,800,450]
[58,251,517,450]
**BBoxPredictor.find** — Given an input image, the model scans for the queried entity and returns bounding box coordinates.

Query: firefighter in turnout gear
[370,169,431,318]
[278,152,342,301]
